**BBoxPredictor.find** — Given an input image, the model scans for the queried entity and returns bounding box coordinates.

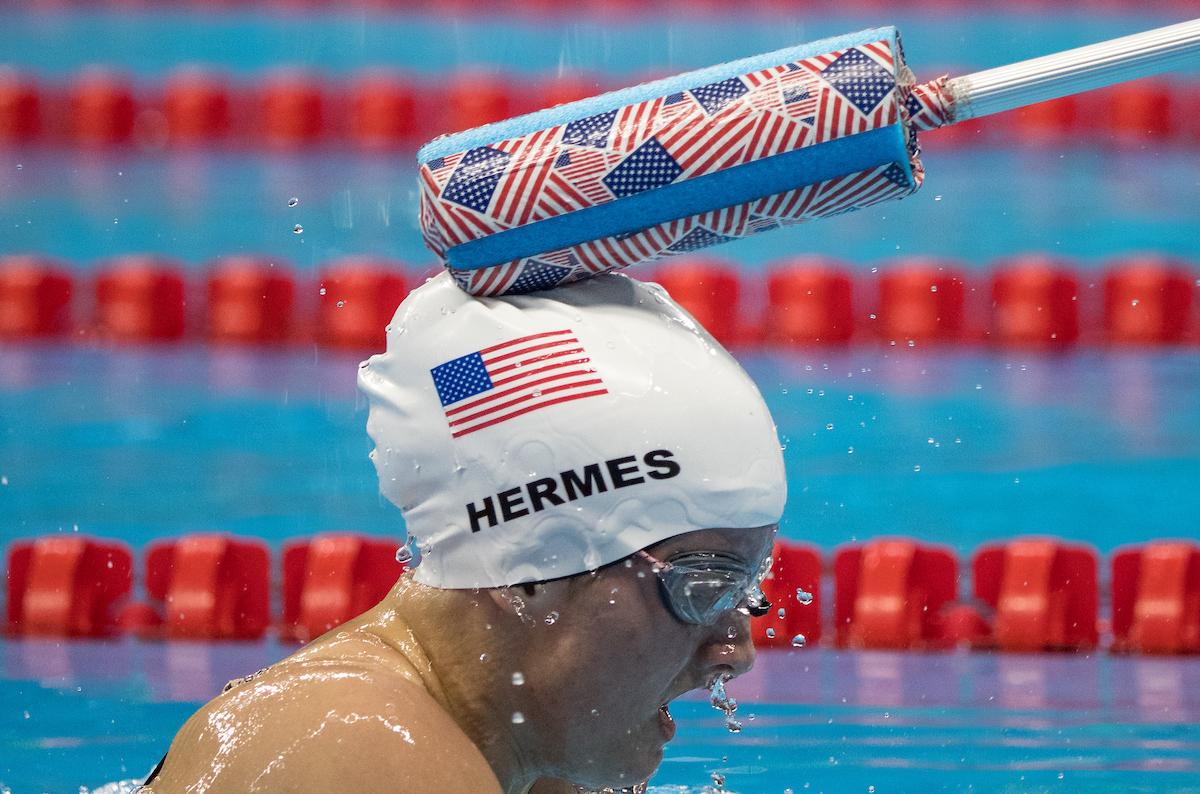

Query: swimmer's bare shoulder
[144,632,501,793]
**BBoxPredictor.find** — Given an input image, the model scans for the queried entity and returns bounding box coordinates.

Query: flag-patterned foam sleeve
[418,27,951,296]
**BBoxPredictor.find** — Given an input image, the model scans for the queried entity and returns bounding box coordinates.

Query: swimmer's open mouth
[657,703,676,740]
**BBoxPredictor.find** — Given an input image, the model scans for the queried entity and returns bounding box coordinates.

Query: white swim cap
[358,271,786,589]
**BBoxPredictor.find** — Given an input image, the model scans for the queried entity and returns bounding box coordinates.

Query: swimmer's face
[510,525,776,790]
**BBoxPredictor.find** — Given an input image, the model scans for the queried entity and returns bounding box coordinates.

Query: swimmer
[142,271,786,793]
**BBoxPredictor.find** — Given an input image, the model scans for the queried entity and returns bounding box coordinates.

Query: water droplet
[15,163,22,170]
[479,652,489,662]
[791,633,807,648]
[292,224,303,234]
[395,544,413,565]
[1131,299,1140,307]
[913,464,922,472]
[336,300,345,308]
[106,560,113,569]
[288,197,299,207]
[777,607,786,619]
[511,671,525,686]
[766,628,776,639]
[511,711,525,724]
[927,437,935,445]
[708,674,742,733]
[543,611,558,625]
[796,588,813,605]
[726,626,737,640]
[318,287,327,296]
[711,771,726,787]
[1,476,8,485]
[933,194,943,202]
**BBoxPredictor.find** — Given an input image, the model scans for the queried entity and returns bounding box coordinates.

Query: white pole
[944,18,1200,124]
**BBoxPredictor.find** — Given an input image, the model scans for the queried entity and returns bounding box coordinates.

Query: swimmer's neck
[356,575,559,794]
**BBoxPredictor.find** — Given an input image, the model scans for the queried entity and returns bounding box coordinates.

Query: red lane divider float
[874,259,967,345]
[752,540,822,649]
[649,258,745,346]
[95,256,188,342]
[833,538,959,650]
[206,256,297,344]
[1,254,1196,349]
[3,65,1200,151]
[971,537,1099,652]
[163,68,232,146]
[1104,256,1195,345]
[260,70,326,150]
[127,534,272,640]
[281,533,406,642]
[5,533,1200,655]
[317,259,409,350]
[989,256,1080,348]
[6,536,132,638]
[1111,541,1200,655]
[0,67,41,144]
[0,256,74,339]
[349,71,420,151]
[765,258,855,346]
[69,68,137,148]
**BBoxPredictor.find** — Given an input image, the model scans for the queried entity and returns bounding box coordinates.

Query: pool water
[1,344,1199,791]
[2,345,1197,554]
[3,3,1200,791]
[3,640,1199,793]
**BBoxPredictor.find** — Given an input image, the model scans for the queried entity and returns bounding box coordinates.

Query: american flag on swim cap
[430,329,608,439]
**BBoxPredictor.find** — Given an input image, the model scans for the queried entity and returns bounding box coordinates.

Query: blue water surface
[2,641,1199,793]
[1,344,1197,556]
[3,149,1198,270]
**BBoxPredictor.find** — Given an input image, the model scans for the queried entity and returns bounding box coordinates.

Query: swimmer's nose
[699,611,756,678]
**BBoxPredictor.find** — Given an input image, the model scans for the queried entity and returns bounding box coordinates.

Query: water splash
[708,674,742,733]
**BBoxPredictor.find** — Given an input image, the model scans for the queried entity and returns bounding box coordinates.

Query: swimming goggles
[636,549,773,626]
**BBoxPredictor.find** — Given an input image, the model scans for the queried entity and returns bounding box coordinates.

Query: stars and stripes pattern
[421,37,936,295]
[430,329,607,439]
[906,76,955,133]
